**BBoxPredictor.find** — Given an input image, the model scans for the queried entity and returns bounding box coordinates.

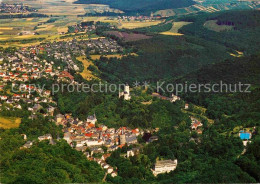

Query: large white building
[38,134,52,141]
[119,84,131,100]
[152,159,178,176]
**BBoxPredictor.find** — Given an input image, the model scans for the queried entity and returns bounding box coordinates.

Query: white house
[127,148,140,158]
[111,172,118,177]
[107,167,113,174]
[86,139,104,147]
[38,134,52,141]
[63,132,72,144]
[152,159,178,176]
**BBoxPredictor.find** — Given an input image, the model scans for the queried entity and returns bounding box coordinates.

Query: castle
[119,84,131,100]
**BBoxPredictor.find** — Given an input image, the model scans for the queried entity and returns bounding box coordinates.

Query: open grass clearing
[90,53,138,60]
[204,20,233,32]
[229,50,244,58]
[0,116,21,129]
[77,56,98,81]
[118,20,163,29]
[160,21,192,36]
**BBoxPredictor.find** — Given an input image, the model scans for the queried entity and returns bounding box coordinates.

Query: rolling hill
[75,0,195,14]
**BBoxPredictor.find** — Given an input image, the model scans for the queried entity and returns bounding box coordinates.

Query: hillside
[93,34,230,83]
[75,0,195,14]
[179,10,260,55]
[0,132,105,183]
[171,53,260,130]
[178,54,260,85]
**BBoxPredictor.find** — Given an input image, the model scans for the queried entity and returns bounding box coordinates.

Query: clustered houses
[60,114,140,149]
[93,154,118,177]
[57,113,142,176]
[0,49,68,113]
[0,34,125,112]
[0,3,37,13]
[190,116,203,134]
[21,133,55,149]
[69,21,116,33]
[43,38,122,65]
[117,15,162,22]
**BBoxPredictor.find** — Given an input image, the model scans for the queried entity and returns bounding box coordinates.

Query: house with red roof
[191,121,203,130]
[58,71,74,81]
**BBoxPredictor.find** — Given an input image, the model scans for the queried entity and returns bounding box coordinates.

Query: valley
[0,0,259,183]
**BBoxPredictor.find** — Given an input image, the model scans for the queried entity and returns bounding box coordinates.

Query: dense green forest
[0,131,104,183]
[90,10,260,84]
[93,35,230,83]
[55,88,188,128]
[132,22,173,34]
[169,53,260,122]
[106,127,260,183]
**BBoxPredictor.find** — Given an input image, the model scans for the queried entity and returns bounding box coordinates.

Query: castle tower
[119,84,131,100]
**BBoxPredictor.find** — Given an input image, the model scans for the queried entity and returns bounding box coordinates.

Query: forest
[0,131,105,183]
[92,35,230,84]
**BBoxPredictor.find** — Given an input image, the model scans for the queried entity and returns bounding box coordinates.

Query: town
[0,2,259,182]
[0,34,181,177]
[0,3,37,14]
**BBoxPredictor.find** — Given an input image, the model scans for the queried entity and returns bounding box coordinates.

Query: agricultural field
[0,116,21,129]
[118,20,163,29]
[0,16,104,47]
[204,20,234,32]
[90,53,138,60]
[154,0,259,17]
[3,0,119,16]
[160,21,192,36]
[154,9,176,17]
[105,31,152,42]
[0,15,116,47]
[77,56,98,80]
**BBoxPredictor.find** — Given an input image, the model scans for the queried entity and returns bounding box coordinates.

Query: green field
[204,20,234,32]
[160,21,192,36]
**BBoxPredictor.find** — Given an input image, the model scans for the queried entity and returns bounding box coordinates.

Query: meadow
[204,20,234,32]
[77,56,98,80]
[105,31,152,42]
[160,21,192,36]
[90,53,138,60]
[0,116,21,129]
[118,20,163,29]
